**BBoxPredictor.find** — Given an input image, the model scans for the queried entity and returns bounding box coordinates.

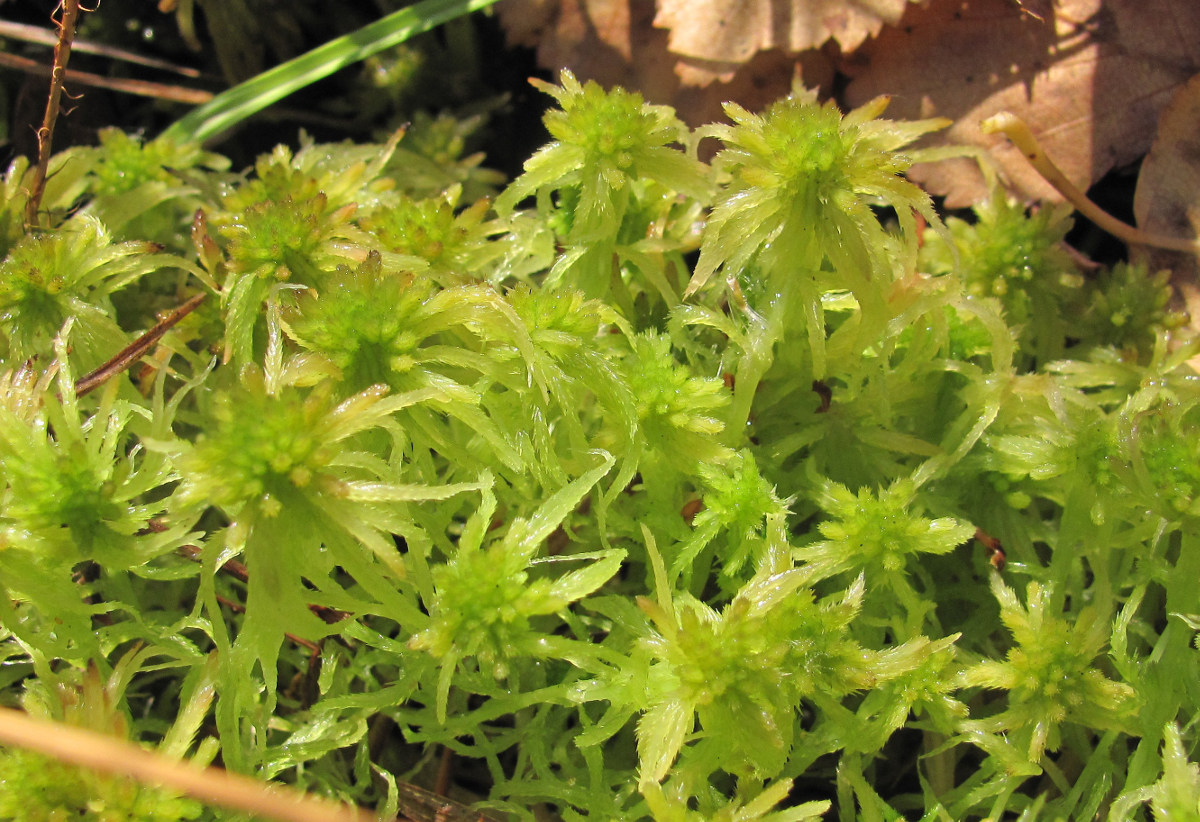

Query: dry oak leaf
[497,0,674,100]
[496,0,835,128]
[655,0,913,86]
[1132,72,1200,328]
[844,0,1200,206]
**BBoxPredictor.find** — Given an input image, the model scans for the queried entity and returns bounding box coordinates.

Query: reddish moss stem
[24,0,85,229]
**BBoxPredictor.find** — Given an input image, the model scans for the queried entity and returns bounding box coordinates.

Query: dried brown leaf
[844,0,1200,206]
[1132,72,1200,325]
[495,0,835,127]
[655,0,912,86]
[497,0,676,101]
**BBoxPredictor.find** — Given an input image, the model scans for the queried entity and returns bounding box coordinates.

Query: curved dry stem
[982,111,1200,256]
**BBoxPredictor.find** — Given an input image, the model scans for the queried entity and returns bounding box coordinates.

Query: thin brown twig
[73,292,207,398]
[24,0,87,229]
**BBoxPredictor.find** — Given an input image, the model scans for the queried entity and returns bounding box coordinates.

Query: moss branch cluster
[0,70,1196,821]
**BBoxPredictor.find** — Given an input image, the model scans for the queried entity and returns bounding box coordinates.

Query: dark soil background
[0,1,549,180]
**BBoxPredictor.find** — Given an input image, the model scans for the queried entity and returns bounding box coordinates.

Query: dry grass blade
[0,51,214,105]
[0,19,204,77]
[0,705,507,822]
[0,706,377,822]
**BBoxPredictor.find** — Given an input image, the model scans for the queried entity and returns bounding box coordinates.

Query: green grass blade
[159,0,504,145]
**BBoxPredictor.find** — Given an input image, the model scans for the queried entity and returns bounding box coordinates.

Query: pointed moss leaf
[637,697,693,786]
[642,778,832,822]
[339,477,486,503]
[505,452,615,557]
[544,549,625,606]
[1147,723,1200,819]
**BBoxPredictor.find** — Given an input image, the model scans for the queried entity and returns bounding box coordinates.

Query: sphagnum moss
[0,71,1198,822]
